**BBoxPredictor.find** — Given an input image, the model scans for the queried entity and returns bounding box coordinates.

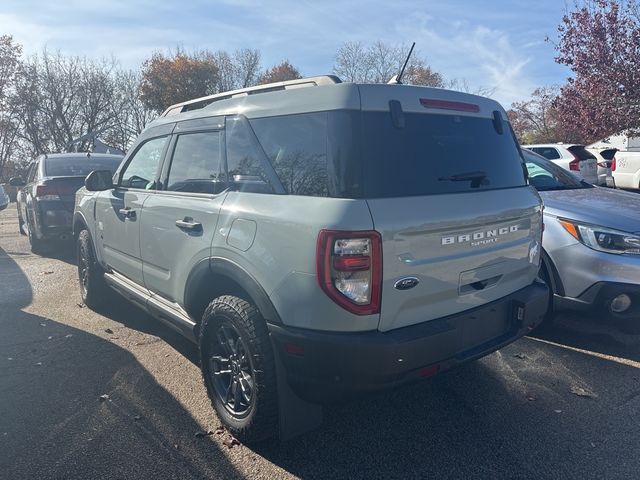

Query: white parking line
[529,336,640,369]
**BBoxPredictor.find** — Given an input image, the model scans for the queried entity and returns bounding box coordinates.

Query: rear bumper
[269,281,549,402]
[35,203,73,239]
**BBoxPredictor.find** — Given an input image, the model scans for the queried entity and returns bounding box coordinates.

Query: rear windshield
[250,110,526,198]
[599,148,617,160]
[567,145,596,160]
[44,156,122,177]
[361,112,526,197]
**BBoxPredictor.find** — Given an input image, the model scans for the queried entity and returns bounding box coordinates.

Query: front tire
[77,229,110,310]
[199,295,278,443]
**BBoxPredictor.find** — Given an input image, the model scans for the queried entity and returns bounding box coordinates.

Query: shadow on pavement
[256,329,640,479]
[0,247,241,480]
[530,312,640,363]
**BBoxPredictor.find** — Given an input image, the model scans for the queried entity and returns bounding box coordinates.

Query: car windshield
[44,156,122,177]
[523,150,592,191]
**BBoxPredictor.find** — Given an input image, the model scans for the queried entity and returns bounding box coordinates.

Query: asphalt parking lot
[1,205,640,480]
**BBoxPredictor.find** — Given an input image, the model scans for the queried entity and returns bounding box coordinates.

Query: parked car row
[523,150,640,324]
[5,75,640,442]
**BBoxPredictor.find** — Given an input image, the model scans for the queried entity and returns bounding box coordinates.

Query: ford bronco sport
[73,75,548,442]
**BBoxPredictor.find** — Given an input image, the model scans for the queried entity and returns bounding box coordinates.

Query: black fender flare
[540,248,564,297]
[184,256,282,325]
[72,211,89,237]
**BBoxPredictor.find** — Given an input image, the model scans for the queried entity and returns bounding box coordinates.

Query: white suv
[523,144,598,184]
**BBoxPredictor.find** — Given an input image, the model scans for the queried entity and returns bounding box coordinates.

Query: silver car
[524,150,640,325]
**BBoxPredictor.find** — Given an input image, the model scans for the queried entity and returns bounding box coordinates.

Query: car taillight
[611,157,617,172]
[569,152,581,171]
[34,185,60,201]
[316,230,382,315]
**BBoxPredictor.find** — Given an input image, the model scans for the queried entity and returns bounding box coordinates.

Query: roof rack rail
[160,75,342,117]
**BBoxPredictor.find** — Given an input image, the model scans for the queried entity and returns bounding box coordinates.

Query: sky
[0,0,571,107]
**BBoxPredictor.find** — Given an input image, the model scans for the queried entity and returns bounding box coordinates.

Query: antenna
[388,42,415,85]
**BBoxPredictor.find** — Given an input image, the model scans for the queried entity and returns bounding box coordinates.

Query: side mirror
[9,177,25,187]
[85,170,114,191]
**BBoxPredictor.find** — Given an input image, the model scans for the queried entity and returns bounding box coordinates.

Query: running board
[104,271,197,341]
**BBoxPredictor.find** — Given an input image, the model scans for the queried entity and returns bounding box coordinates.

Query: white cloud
[0,0,552,105]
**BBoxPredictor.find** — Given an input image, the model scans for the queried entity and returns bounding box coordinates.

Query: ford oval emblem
[394,277,420,290]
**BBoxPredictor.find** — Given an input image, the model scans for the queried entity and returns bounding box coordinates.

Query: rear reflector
[284,343,305,356]
[420,98,480,113]
[418,365,440,378]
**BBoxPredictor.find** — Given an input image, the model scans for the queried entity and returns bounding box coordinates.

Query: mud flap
[271,338,323,441]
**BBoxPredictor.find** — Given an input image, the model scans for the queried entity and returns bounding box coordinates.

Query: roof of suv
[38,152,123,159]
[147,75,507,130]
[523,144,581,149]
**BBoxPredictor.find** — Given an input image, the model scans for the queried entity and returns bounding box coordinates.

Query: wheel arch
[540,248,564,297]
[72,211,89,240]
[184,257,282,331]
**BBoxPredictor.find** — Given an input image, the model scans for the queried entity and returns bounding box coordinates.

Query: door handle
[119,208,136,219]
[175,218,202,231]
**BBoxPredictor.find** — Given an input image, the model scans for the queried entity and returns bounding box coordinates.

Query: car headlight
[559,219,640,255]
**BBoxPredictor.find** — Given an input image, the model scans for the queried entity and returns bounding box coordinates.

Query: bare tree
[333,41,443,86]
[333,41,373,82]
[446,78,496,97]
[233,48,261,88]
[0,35,22,180]
[106,69,156,151]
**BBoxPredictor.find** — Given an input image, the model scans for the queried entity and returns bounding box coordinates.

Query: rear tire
[77,229,110,310]
[17,206,26,236]
[26,214,47,254]
[199,295,279,443]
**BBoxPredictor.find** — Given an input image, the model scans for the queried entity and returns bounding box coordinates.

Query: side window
[226,117,274,193]
[26,163,36,183]
[120,137,168,189]
[531,147,560,160]
[250,113,329,197]
[166,131,224,194]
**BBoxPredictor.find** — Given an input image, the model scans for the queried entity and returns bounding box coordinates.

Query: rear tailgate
[567,145,598,183]
[368,188,542,332]
[357,84,543,333]
[41,176,85,211]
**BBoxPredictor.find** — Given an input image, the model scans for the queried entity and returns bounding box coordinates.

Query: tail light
[568,152,581,171]
[316,230,382,315]
[34,185,60,201]
[611,157,617,172]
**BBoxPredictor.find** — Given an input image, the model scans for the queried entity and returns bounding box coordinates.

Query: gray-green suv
[73,76,549,442]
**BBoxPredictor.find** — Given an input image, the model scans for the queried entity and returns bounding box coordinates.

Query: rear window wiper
[438,171,488,188]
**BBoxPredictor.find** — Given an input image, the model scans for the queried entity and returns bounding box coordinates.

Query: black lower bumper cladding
[269,281,549,401]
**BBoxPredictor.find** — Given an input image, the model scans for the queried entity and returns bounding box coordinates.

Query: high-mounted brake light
[316,230,382,315]
[420,98,480,113]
